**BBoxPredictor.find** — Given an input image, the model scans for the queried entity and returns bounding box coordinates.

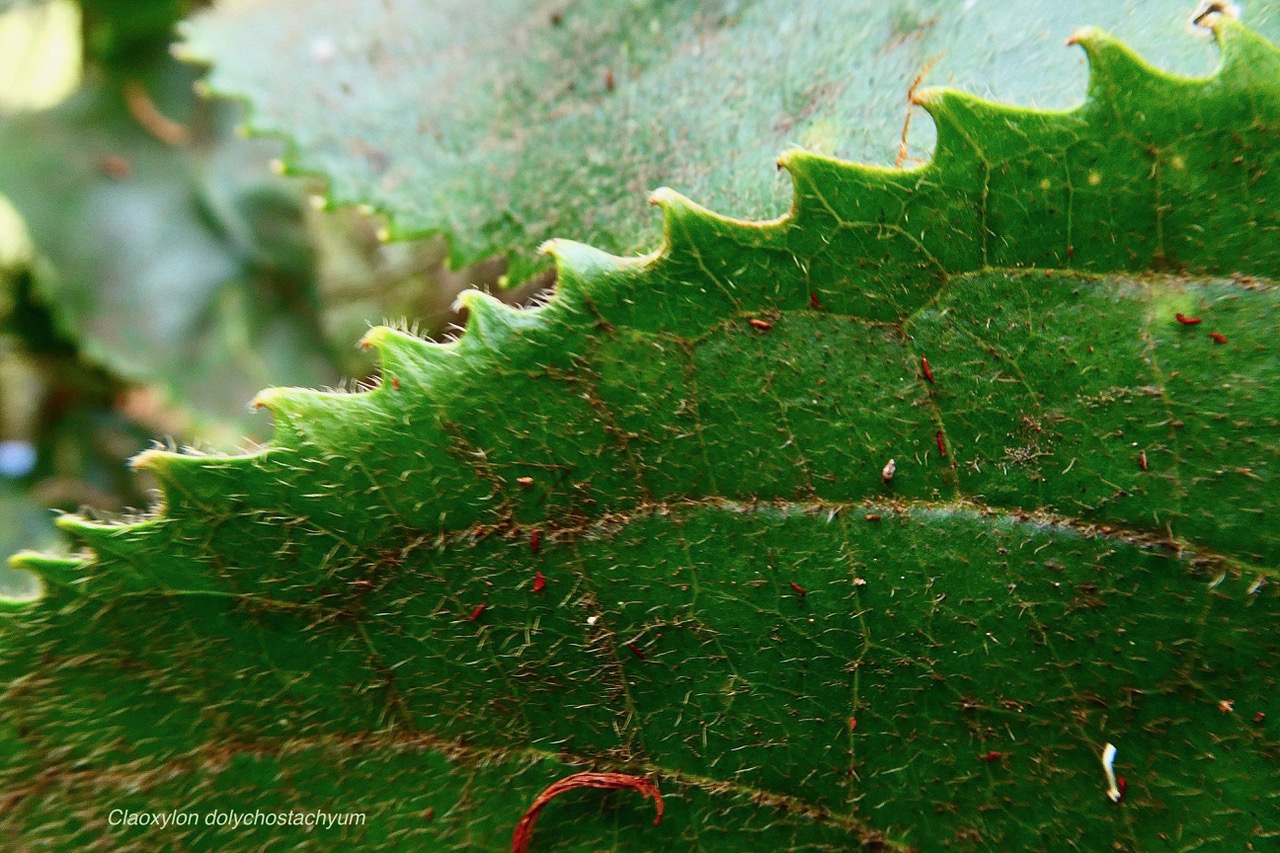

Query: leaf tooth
[454,290,541,352]
[357,325,455,389]
[131,447,254,516]
[1214,19,1280,95]
[778,146,914,218]
[647,186,719,258]
[777,145,976,284]
[776,146,850,206]
[775,145,862,184]
[248,384,350,424]
[908,86,996,162]
[644,186,793,284]
[1067,26,1166,107]
[538,237,639,301]
[248,385,308,430]
[49,515,199,595]
[244,385,398,459]
[54,515,153,566]
[5,551,82,601]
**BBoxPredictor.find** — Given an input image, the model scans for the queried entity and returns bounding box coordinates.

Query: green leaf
[181,0,1280,283]
[79,0,194,73]
[6,17,1280,851]
[0,59,338,441]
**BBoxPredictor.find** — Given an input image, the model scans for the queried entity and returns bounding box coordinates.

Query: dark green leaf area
[3,505,1273,850]
[1,732,870,851]
[915,272,1280,565]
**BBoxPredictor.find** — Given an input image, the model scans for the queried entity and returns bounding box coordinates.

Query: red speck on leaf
[604,68,615,92]
[1138,450,1148,471]
[748,318,772,331]
[1210,331,1228,344]
[468,602,487,621]
[935,430,947,457]
[981,751,1003,763]
[1254,711,1266,724]
[788,580,807,598]
[390,376,400,390]
[627,642,647,660]
[810,291,821,309]
[921,356,935,383]
[1175,312,1202,325]
[848,717,858,731]
[1116,776,1127,802]
[865,513,882,521]
[530,530,541,553]
[532,571,546,593]
[511,772,663,853]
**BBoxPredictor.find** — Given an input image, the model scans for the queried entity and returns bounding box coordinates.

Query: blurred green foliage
[0,0,527,576]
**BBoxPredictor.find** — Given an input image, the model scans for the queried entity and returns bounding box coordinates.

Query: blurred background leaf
[0,0,531,563]
[0,56,339,442]
[181,0,1280,284]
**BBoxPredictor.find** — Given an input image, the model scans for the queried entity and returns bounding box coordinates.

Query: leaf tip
[249,386,292,414]
[539,236,639,302]
[774,145,823,176]
[130,447,179,473]
[1064,25,1104,49]
[455,289,528,348]
[648,186,722,253]
[3,551,66,602]
[1214,15,1280,83]
[536,237,566,258]
[1067,24,1165,99]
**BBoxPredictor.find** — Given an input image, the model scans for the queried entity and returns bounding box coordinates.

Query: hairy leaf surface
[5,19,1280,852]
[183,0,1280,282]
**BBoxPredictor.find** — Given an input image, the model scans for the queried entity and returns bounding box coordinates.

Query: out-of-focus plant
[0,0,529,589]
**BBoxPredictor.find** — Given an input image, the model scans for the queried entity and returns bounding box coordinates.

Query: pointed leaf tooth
[910,87,995,161]
[250,384,379,436]
[776,146,865,194]
[773,146,962,318]
[453,290,506,352]
[249,385,311,437]
[5,551,81,599]
[1215,18,1280,100]
[251,384,398,459]
[132,447,257,515]
[455,290,541,353]
[779,147,903,214]
[1068,26,1169,111]
[54,514,144,547]
[538,237,636,303]
[358,325,454,391]
[53,518,156,584]
[250,385,305,414]
[774,147,865,227]
[644,185,803,325]
[648,186,716,259]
